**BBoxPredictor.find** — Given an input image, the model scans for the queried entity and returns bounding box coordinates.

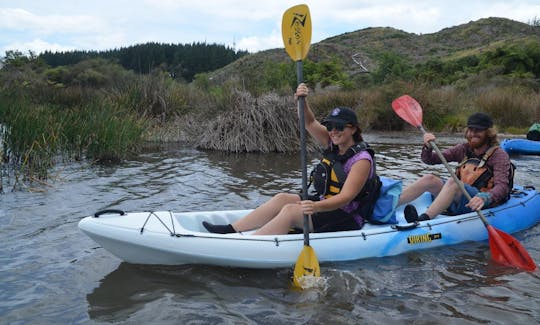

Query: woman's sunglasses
[325,122,352,132]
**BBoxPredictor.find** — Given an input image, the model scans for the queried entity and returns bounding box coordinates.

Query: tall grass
[474,86,539,129]
[0,97,59,180]
[278,81,539,134]
[61,100,145,163]
[0,94,145,184]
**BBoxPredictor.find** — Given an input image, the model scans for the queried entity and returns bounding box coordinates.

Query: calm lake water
[1,133,539,324]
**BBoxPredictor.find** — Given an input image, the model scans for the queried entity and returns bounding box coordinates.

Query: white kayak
[79,185,540,268]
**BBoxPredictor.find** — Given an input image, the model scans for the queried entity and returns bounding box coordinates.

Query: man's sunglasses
[325,122,352,132]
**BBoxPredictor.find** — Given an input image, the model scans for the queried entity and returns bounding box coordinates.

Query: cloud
[1,1,539,55]
[0,7,123,53]
[0,8,107,34]
[1,39,75,55]
[237,34,282,53]
[142,0,283,20]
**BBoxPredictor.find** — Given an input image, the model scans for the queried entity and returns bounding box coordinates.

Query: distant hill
[210,17,539,83]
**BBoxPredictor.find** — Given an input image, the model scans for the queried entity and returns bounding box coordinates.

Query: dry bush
[195,89,305,153]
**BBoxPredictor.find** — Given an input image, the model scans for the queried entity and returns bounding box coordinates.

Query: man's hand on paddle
[466,196,486,211]
[423,133,436,148]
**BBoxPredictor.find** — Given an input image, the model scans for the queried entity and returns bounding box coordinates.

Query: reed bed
[0,95,144,186]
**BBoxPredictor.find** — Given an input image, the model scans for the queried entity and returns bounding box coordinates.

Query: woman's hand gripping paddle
[282,4,320,288]
[392,95,537,272]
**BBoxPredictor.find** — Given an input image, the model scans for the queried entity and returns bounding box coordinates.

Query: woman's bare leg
[253,202,313,235]
[232,193,300,232]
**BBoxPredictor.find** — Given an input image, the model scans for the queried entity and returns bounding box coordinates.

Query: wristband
[475,192,492,208]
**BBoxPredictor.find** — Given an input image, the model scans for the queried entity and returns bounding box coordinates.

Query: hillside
[211,17,540,83]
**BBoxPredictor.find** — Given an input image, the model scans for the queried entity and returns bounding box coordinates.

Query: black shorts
[299,194,361,233]
[311,209,361,233]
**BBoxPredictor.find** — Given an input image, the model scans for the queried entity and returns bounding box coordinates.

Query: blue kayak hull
[501,139,540,155]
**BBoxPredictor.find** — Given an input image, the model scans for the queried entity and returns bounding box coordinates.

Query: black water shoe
[404,204,418,223]
[202,221,236,234]
[417,213,431,221]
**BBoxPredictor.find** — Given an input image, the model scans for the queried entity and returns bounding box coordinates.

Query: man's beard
[467,134,488,149]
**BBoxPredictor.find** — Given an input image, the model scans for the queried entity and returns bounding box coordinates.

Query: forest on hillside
[39,42,248,82]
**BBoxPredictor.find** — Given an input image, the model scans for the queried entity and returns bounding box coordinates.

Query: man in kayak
[399,112,513,222]
[203,83,380,235]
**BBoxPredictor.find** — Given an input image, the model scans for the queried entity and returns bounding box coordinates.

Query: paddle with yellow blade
[392,94,537,272]
[282,4,320,288]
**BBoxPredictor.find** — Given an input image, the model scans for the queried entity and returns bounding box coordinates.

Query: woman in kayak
[203,83,380,235]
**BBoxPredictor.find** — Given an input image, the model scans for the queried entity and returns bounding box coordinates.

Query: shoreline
[142,130,528,151]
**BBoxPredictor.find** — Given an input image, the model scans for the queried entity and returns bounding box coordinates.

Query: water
[1,133,539,324]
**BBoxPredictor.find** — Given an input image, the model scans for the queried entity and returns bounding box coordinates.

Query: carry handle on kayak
[94,209,126,218]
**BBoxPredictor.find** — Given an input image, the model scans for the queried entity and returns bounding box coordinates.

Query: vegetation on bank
[0,18,539,188]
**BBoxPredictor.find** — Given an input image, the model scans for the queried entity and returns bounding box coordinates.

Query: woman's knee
[276,203,302,223]
[281,202,301,215]
[272,192,300,204]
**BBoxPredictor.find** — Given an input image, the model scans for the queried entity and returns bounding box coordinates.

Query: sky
[1,0,539,56]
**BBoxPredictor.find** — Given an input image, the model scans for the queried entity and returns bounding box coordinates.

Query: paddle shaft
[418,125,490,226]
[282,4,321,287]
[296,60,310,246]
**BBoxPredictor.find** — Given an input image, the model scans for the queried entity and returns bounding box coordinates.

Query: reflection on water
[87,263,297,323]
[1,134,539,324]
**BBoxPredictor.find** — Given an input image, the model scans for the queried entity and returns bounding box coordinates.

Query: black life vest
[309,142,382,223]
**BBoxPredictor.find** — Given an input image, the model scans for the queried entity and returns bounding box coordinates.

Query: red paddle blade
[487,226,537,271]
[391,95,423,128]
